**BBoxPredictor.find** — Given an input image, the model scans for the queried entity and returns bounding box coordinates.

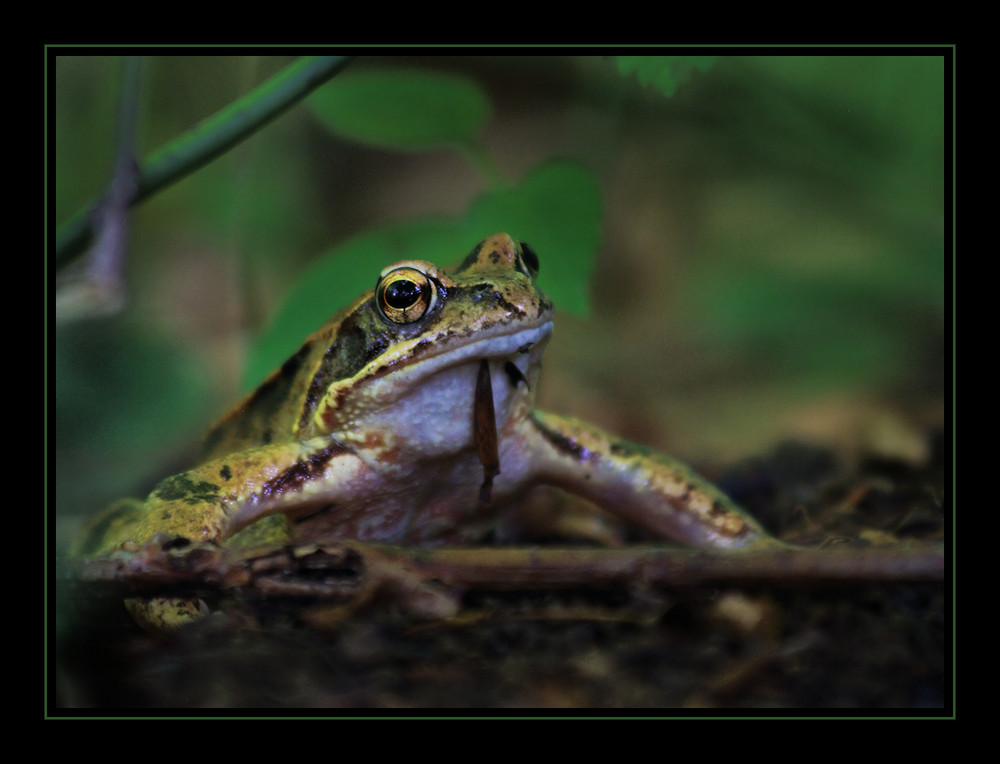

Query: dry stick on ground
[63,539,945,621]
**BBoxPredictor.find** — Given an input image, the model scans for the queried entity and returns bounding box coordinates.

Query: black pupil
[385,279,422,308]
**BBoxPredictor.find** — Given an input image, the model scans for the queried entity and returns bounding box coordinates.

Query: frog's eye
[517,241,539,278]
[376,266,438,324]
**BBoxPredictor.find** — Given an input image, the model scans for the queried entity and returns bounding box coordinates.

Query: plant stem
[55,55,355,266]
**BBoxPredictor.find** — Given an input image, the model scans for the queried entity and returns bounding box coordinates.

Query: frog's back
[200,318,344,459]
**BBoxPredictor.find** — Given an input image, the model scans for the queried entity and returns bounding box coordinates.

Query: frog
[72,233,778,629]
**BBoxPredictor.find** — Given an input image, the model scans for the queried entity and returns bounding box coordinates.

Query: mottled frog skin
[74,234,775,629]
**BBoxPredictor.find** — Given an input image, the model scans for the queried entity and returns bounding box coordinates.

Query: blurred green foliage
[680,55,945,391]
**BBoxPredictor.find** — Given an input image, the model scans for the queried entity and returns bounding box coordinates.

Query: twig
[55,55,355,267]
[61,540,945,609]
[391,543,945,588]
[56,56,143,318]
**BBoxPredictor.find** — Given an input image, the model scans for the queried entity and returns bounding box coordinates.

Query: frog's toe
[125,596,210,631]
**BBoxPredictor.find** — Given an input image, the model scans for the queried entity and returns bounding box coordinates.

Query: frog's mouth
[318,320,554,437]
[367,319,554,392]
[409,319,553,371]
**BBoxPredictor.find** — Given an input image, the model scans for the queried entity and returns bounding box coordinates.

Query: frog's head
[305,233,555,459]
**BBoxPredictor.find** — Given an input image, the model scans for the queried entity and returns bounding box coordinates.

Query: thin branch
[391,543,946,588]
[62,540,945,615]
[55,55,355,266]
[56,56,143,319]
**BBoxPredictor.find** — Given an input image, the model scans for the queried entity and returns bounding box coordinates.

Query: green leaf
[616,55,716,97]
[307,70,491,151]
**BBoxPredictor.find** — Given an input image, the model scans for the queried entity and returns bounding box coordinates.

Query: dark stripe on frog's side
[295,305,394,433]
[259,442,348,499]
[298,343,343,435]
[531,415,597,463]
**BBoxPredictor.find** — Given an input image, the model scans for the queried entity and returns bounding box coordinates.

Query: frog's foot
[125,596,210,632]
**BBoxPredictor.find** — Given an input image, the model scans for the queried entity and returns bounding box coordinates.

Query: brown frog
[74,233,775,628]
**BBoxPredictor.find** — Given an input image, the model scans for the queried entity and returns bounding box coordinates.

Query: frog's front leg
[523,411,779,550]
[73,438,368,630]
[121,438,365,551]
